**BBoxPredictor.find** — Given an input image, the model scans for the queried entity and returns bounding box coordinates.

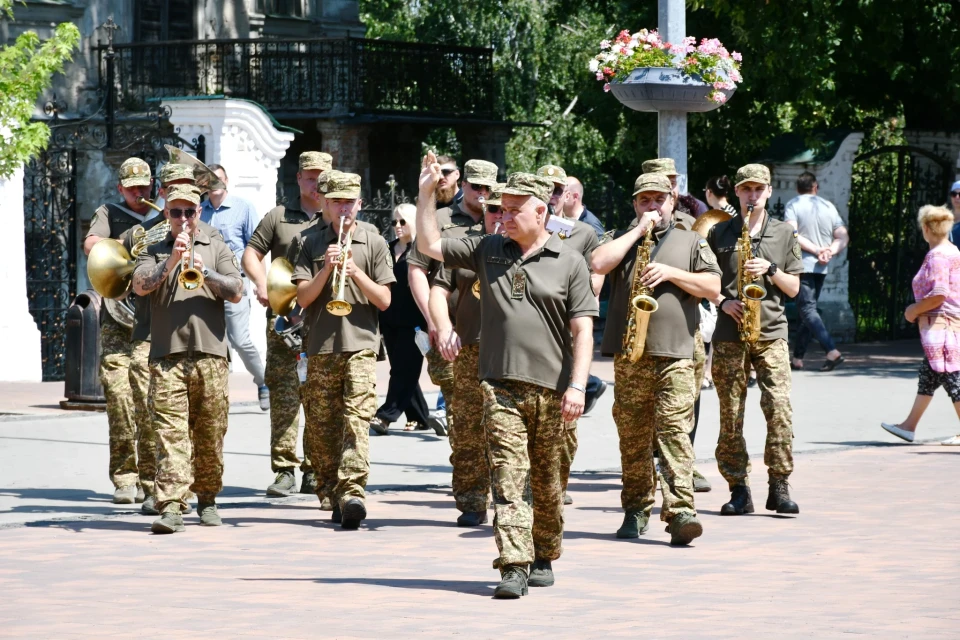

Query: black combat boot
[766,477,799,514]
[720,485,754,515]
[341,498,367,529]
[300,470,318,494]
[528,559,554,587]
[331,504,342,524]
[493,565,529,599]
[456,511,488,527]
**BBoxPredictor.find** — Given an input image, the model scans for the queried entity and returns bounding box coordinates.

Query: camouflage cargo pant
[151,353,229,514]
[264,317,312,473]
[693,328,705,398]
[482,379,565,568]
[303,349,377,509]
[560,420,577,493]
[612,354,697,522]
[129,340,159,497]
[99,313,137,490]
[713,338,794,488]
[451,344,490,513]
[427,347,455,433]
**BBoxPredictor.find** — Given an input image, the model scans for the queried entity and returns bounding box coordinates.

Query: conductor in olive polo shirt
[416,153,598,599]
[132,184,244,534]
[293,172,395,530]
[591,173,721,545]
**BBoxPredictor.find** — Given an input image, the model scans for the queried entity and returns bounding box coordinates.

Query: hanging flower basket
[590,29,742,112]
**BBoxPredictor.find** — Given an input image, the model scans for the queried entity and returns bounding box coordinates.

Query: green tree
[0,0,80,178]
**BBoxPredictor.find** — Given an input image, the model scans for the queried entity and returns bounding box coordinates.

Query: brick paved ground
[1,444,957,639]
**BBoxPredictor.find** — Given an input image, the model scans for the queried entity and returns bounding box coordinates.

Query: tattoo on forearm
[204,271,243,300]
[134,261,170,294]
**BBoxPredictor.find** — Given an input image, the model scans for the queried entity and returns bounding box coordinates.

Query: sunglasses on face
[393,218,407,226]
[466,182,490,192]
[485,205,501,214]
[168,208,198,219]
[440,168,458,177]
[552,185,565,197]
[951,192,960,197]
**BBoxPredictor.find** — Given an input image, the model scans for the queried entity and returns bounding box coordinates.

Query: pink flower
[603,83,611,92]
[595,71,604,81]
[600,40,611,50]
[732,51,742,62]
[602,66,614,77]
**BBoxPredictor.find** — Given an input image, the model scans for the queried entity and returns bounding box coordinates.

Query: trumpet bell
[267,257,298,316]
[87,239,136,299]
[325,300,353,316]
[179,268,204,291]
[742,282,766,301]
[631,294,659,314]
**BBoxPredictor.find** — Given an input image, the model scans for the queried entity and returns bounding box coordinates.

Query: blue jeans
[793,273,836,359]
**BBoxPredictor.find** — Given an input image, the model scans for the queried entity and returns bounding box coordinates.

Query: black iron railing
[99,37,496,119]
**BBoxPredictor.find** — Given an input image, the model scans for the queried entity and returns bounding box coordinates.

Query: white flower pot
[609,66,735,113]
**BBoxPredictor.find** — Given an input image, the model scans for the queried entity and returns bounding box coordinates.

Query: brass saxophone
[737,204,766,343]
[622,224,659,362]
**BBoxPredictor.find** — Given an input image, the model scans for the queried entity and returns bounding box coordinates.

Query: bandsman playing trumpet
[292,172,395,530]
[706,164,803,516]
[132,184,244,533]
[591,173,721,545]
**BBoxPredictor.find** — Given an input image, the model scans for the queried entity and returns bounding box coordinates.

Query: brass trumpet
[326,216,355,316]
[178,229,204,291]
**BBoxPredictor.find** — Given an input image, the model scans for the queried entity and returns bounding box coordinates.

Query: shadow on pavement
[242,577,496,597]
[909,450,960,454]
[808,441,908,448]
[380,499,453,509]
[563,529,671,546]
[0,487,112,502]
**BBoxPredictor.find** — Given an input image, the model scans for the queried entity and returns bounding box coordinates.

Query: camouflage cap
[641,158,678,176]
[501,172,553,203]
[158,163,194,186]
[299,151,333,172]
[536,164,568,186]
[164,184,201,206]
[316,170,334,194]
[735,163,772,187]
[632,173,673,196]
[463,159,499,187]
[326,172,362,199]
[485,182,507,207]
[119,158,152,187]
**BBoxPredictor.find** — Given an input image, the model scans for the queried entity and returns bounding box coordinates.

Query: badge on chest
[511,270,527,299]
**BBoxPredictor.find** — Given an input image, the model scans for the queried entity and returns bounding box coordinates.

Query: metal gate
[848,145,952,340]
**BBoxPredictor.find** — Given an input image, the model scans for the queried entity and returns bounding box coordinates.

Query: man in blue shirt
[562,177,605,239]
[201,164,269,410]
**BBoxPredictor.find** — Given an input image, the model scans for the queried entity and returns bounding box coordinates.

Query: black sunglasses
[440,168,458,177]
[169,208,198,219]
[552,185,565,197]
[951,191,960,197]
[485,205,501,214]
[393,218,407,226]
[466,182,491,192]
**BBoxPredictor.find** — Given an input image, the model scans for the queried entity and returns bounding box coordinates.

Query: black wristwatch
[202,267,210,277]
[766,262,778,277]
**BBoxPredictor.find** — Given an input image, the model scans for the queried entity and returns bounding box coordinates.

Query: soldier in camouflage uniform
[430,182,504,526]
[132,184,244,533]
[84,158,162,504]
[592,173,721,545]
[292,173,395,530]
[242,151,332,497]
[706,164,804,516]
[416,160,598,599]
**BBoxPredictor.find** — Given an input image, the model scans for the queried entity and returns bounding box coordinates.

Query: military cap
[536,164,568,186]
[632,173,673,196]
[735,163,771,187]
[463,159,499,187]
[501,172,553,204]
[317,170,334,194]
[119,158,152,187]
[326,172,362,199]
[299,151,333,172]
[641,158,678,176]
[485,182,507,207]
[164,184,201,205]
[158,163,194,186]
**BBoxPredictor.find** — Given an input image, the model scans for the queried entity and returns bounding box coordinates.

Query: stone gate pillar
[318,121,371,183]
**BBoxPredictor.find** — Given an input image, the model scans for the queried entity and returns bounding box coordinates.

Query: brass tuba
[178,229,205,291]
[267,257,298,316]
[163,145,226,193]
[88,239,137,299]
[622,224,659,362]
[737,205,766,343]
[326,216,355,316]
[691,208,733,239]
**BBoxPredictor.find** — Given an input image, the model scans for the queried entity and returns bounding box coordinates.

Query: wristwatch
[766,262,778,277]
[568,382,586,393]
[202,267,210,277]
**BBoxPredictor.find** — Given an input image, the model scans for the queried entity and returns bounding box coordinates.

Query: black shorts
[917,359,960,403]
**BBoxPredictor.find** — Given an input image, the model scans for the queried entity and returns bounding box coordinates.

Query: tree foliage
[0,0,80,178]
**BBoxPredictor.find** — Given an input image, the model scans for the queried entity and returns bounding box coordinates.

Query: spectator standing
[784,171,849,371]
[201,164,269,409]
[705,175,737,216]
[562,177,605,239]
[946,180,960,244]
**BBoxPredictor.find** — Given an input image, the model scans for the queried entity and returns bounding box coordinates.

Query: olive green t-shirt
[87,203,156,242]
[433,223,485,346]
[673,210,697,232]
[408,202,479,320]
[441,233,599,392]
[707,213,804,343]
[135,229,242,359]
[291,223,396,356]
[553,217,600,268]
[601,220,722,359]
[247,198,320,266]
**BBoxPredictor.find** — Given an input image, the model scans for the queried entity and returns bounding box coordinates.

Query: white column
[658,0,688,192]
[164,98,295,360]
[1,166,43,382]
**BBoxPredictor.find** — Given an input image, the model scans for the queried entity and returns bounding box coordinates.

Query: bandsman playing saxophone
[705,164,803,516]
[591,173,721,545]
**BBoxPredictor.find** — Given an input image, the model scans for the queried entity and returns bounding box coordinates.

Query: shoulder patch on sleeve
[792,241,802,260]
[698,238,708,248]
[793,229,799,238]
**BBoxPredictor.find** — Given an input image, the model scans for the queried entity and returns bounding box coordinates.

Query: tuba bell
[163,145,225,193]
[267,257,298,316]
[87,239,136,299]
[691,208,733,239]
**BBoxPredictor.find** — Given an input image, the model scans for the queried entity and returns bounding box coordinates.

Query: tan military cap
[158,163,194,186]
[632,173,673,196]
[326,172,362,199]
[299,151,333,172]
[641,158,678,176]
[165,184,201,205]
[735,163,771,187]
[317,170,334,194]
[536,164,568,186]
[463,159,499,187]
[485,183,506,207]
[501,172,553,203]
[119,158,152,187]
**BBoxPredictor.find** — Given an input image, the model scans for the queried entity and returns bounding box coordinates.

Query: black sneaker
[528,559,554,587]
[266,470,296,497]
[616,509,650,539]
[493,565,529,599]
[583,379,608,415]
[331,504,342,524]
[300,470,318,494]
[667,512,703,546]
[720,485,755,515]
[766,478,800,514]
[341,498,366,529]
[456,511,488,527]
[151,512,185,534]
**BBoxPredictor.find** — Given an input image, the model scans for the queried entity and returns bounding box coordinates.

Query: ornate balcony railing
[98,37,496,119]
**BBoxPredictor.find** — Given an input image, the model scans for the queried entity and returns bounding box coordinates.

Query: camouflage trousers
[427,347,455,433]
[264,318,312,473]
[560,420,577,493]
[482,379,565,568]
[713,338,794,488]
[451,344,490,513]
[99,313,137,490]
[129,340,159,498]
[613,354,697,522]
[303,349,377,509]
[151,353,230,514]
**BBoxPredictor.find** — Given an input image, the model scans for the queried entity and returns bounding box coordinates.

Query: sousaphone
[163,144,226,193]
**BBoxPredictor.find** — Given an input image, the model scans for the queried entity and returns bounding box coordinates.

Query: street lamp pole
[658,0,688,192]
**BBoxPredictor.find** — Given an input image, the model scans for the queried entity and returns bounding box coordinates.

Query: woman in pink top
[882,206,960,445]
